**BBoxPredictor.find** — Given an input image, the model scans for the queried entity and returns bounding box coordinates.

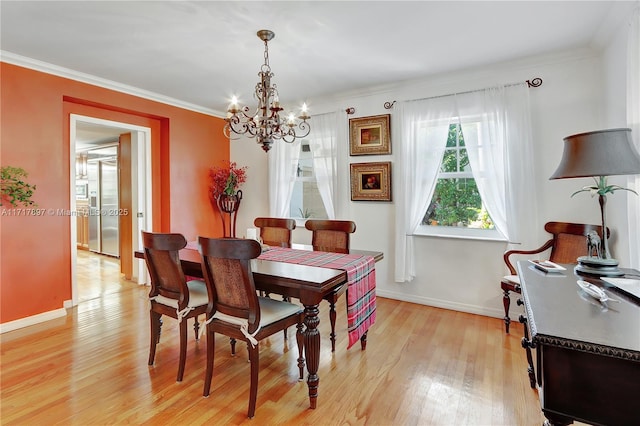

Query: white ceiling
[75,121,133,149]
[1,1,637,119]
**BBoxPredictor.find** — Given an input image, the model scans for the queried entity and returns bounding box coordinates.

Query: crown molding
[0,50,226,118]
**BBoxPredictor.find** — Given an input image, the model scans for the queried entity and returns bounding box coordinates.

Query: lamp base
[575,256,624,277]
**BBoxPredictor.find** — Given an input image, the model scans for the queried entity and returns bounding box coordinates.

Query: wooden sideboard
[517,261,640,426]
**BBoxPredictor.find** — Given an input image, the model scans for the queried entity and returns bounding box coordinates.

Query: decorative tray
[528,259,566,273]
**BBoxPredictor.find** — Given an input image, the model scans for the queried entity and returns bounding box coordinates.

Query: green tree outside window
[423,123,493,229]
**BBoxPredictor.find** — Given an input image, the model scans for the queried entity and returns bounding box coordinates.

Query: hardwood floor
[76,249,129,303]
[1,259,548,425]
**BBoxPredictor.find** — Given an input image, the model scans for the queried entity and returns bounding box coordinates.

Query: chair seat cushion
[153,279,208,308]
[213,297,302,328]
[502,275,520,285]
[257,297,303,325]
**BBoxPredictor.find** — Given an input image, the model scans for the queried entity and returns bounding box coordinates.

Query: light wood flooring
[1,253,548,425]
[75,249,128,303]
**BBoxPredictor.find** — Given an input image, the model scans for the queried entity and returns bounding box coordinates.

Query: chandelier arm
[226,114,258,138]
[295,121,311,138]
[238,105,259,121]
[278,121,310,144]
[225,29,310,152]
[281,130,296,144]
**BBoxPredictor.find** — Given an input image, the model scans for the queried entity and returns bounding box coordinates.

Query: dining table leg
[303,303,321,409]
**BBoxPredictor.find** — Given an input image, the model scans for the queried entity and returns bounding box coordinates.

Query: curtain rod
[344,78,542,114]
[382,77,543,110]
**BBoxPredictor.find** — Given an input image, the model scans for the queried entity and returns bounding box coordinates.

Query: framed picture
[349,114,391,155]
[350,162,392,201]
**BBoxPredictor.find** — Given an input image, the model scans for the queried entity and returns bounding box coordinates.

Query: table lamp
[550,128,640,276]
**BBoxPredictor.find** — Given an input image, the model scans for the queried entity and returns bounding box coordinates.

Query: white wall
[602,15,636,266]
[232,46,629,319]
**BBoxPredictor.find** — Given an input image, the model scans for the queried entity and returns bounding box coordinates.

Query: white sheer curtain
[268,139,300,217]
[627,7,640,269]
[394,97,455,282]
[308,112,339,219]
[457,84,538,247]
[394,84,537,282]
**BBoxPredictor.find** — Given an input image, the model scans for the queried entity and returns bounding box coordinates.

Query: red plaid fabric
[258,247,376,349]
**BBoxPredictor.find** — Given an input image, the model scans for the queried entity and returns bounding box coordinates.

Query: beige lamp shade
[550,128,640,179]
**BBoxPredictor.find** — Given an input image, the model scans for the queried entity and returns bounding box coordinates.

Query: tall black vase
[216,190,242,237]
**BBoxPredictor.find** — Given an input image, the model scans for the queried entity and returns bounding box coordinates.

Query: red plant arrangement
[209,161,248,200]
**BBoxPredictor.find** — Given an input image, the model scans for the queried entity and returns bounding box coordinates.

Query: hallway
[76,250,136,302]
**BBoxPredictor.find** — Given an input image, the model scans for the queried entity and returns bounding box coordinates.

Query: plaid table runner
[258,247,376,349]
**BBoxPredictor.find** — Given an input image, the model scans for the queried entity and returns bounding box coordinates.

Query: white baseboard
[376,289,504,319]
[0,308,67,334]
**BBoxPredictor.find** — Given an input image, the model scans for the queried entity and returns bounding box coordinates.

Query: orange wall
[0,63,228,324]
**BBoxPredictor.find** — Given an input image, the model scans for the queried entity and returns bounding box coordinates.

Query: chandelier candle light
[224,29,311,153]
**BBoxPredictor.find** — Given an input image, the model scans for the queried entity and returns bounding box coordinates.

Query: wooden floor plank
[1,251,547,425]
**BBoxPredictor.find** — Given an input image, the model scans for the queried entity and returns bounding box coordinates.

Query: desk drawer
[540,344,640,425]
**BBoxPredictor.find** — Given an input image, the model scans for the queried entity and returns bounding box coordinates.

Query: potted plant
[1,166,37,207]
[209,161,248,237]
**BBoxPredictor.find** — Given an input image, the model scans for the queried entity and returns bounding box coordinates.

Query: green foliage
[209,161,248,198]
[424,124,493,228]
[1,166,37,207]
[572,176,638,198]
[430,178,483,226]
[469,207,494,229]
[298,208,313,218]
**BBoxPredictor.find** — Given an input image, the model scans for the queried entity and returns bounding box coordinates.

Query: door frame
[69,114,153,306]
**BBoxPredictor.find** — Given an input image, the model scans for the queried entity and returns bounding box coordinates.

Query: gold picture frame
[350,162,392,201]
[349,114,391,155]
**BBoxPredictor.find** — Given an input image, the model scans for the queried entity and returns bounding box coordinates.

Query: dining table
[135,242,383,409]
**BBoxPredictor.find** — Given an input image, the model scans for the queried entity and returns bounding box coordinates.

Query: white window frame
[289,141,328,222]
[415,121,504,241]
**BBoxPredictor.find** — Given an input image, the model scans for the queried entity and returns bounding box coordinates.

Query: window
[289,141,328,220]
[419,122,499,239]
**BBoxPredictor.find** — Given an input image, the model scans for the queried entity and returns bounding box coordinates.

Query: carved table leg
[502,288,512,333]
[296,322,305,381]
[303,303,321,409]
[360,331,368,350]
[230,338,237,356]
[329,300,337,352]
[193,316,200,341]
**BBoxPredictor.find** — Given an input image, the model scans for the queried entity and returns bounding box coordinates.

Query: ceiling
[75,121,133,148]
[1,1,637,119]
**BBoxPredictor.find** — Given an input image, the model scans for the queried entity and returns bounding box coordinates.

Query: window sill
[413,225,507,242]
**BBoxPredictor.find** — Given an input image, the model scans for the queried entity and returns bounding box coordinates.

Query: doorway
[70,115,153,305]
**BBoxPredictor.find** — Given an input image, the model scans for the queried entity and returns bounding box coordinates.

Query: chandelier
[224,29,310,153]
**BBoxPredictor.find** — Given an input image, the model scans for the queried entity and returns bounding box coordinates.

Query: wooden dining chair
[253,217,296,247]
[304,219,357,352]
[253,217,297,339]
[501,221,607,333]
[142,231,208,382]
[198,237,305,419]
